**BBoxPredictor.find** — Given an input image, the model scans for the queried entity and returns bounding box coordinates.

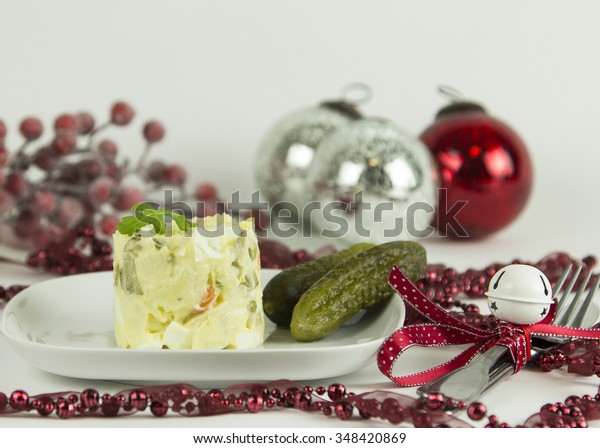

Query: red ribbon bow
[378,264,600,387]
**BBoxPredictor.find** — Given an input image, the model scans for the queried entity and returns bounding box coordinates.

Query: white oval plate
[0,269,405,382]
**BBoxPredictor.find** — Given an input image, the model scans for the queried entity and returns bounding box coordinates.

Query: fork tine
[561,268,593,327]
[569,273,600,328]
[552,263,572,297]
[554,263,583,323]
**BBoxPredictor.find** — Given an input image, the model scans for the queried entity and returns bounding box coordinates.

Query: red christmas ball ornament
[420,88,533,239]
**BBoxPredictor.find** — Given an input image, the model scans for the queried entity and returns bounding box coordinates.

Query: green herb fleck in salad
[116,202,195,236]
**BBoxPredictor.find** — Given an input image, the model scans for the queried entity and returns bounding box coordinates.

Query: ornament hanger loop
[341,82,373,105]
[438,85,466,103]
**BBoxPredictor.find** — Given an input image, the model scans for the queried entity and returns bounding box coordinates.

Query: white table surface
[1,192,599,429]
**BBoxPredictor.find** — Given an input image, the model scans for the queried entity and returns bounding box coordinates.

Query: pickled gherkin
[263,242,374,326]
[291,241,426,342]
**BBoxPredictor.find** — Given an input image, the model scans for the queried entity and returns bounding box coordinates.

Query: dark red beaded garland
[534,338,600,376]
[0,345,599,426]
[416,252,597,304]
[0,284,28,303]
[1,250,600,427]
[0,381,495,426]
[25,224,113,275]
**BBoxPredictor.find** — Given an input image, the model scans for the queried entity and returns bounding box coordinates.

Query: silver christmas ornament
[255,85,373,214]
[256,102,361,212]
[304,117,438,244]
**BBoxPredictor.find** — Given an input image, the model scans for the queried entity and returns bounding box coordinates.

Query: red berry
[195,183,217,200]
[6,173,29,198]
[33,147,58,171]
[0,120,6,140]
[105,162,122,180]
[0,146,8,168]
[78,159,102,180]
[52,134,77,156]
[89,177,115,204]
[0,189,14,213]
[143,121,165,143]
[146,160,166,182]
[110,101,134,126]
[14,210,41,238]
[32,190,56,215]
[98,140,118,159]
[77,112,95,135]
[197,200,217,217]
[163,164,186,185]
[32,224,64,249]
[56,164,80,184]
[113,186,144,211]
[54,114,78,133]
[19,117,44,141]
[55,197,84,228]
[100,215,119,236]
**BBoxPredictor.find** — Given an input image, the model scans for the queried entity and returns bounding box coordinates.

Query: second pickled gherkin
[263,242,374,326]
[290,241,426,342]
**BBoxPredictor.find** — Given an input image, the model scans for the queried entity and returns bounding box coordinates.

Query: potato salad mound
[112,209,264,350]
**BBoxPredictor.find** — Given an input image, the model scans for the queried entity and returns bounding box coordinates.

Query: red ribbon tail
[378,322,493,387]
[379,333,490,387]
[530,324,600,340]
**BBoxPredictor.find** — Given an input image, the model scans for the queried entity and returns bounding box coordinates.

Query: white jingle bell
[485,264,553,325]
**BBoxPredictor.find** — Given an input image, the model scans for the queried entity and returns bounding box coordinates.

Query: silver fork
[417,263,600,404]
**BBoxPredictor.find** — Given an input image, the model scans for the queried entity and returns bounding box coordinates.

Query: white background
[1,0,600,429]
[2,0,599,264]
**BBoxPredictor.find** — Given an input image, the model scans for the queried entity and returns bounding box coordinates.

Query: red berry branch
[0,101,306,275]
[0,101,224,251]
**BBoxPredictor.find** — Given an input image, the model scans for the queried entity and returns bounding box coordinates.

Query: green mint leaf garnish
[116,202,195,236]
[116,215,146,236]
[169,212,190,232]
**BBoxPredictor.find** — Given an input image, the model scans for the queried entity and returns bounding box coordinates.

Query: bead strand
[25,224,113,275]
[2,381,600,428]
[0,284,28,304]
[416,252,597,302]
[535,338,600,376]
